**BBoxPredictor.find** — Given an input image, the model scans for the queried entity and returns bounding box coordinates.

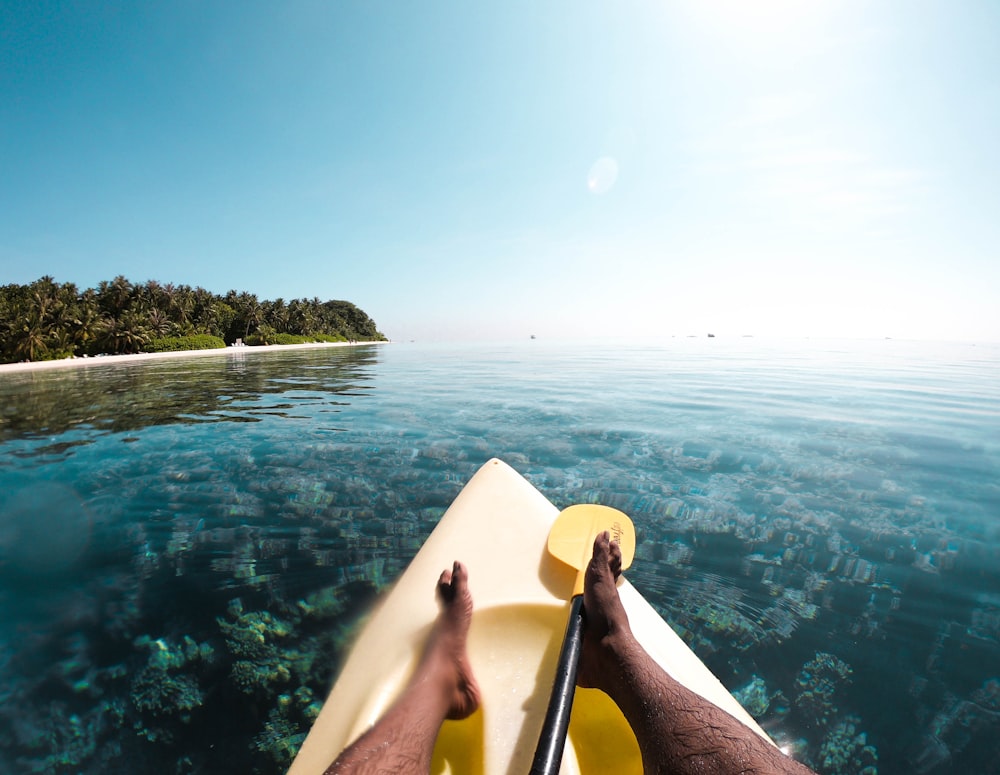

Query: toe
[437,568,454,602]
[450,561,468,590]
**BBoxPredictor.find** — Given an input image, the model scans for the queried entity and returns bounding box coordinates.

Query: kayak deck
[288,458,772,774]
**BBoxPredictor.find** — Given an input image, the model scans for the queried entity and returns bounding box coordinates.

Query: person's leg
[324,562,481,775]
[579,533,817,775]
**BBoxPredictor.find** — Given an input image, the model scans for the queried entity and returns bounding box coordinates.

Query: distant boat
[530,335,536,340]
[707,333,715,338]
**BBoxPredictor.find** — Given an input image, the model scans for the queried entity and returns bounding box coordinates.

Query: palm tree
[44,286,76,356]
[264,298,289,333]
[97,309,150,354]
[147,308,173,338]
[16,325,47,361]
[97,275,134,317]
[237,292,262,339]
[287,298,316,336]
[190,286,219,335]
[71,290,103,354]
[14,303,48,361]
[28,276,57,319]
[141,279,164,312]
[211,301,236,341]
[48,326,75,358]
[118,309,151,353]
[169,285,195,334]
[8,277,64,360]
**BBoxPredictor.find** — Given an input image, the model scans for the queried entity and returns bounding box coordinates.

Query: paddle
[529,504,636,775]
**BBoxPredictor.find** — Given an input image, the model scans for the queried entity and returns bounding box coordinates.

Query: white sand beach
[0,340,389,375]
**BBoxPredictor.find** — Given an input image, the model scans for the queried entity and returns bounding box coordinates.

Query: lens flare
[586,157,619,194]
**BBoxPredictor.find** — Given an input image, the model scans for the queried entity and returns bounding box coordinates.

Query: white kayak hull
[289,458,773,774]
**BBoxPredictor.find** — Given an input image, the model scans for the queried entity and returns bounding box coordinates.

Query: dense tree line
[0,276,386,363]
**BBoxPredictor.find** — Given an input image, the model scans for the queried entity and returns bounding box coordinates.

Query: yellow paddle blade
[547,504,635,595]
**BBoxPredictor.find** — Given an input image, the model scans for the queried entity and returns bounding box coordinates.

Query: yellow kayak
[288,458,773,774]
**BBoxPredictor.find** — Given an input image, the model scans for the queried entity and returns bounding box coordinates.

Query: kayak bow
[288,458,773,775]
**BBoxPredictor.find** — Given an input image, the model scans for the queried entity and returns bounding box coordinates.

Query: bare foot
[577,531,633,692]
[323,563,481,774]
[419,561,482,720]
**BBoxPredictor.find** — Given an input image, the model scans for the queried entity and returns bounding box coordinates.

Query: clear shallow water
[1,339,998,774]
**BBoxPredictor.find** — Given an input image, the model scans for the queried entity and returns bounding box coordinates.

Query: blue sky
[2,1,998,342]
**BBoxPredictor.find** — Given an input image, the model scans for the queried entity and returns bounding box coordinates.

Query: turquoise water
[1,339,998,773]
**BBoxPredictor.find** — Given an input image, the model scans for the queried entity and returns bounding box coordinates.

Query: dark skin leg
[579,531,818,775]
[324,561,481,775]
[325,536,815,775]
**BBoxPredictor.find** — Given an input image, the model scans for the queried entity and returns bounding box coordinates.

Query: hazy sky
[2,1,998,342]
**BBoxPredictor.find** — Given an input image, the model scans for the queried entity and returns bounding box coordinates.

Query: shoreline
[0,340,390,374]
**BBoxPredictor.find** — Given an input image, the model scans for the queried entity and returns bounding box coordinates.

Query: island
[0,276,387,365]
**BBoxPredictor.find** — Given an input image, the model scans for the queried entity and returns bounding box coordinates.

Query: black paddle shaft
[530,594,585,775]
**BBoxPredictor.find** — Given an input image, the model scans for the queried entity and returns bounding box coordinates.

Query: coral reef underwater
[0,559,378,773]
[0,509,385,774]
